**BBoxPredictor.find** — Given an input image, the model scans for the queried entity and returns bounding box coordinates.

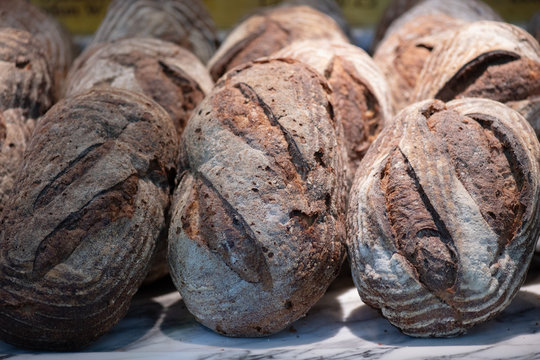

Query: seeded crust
[169,59,346,337]
[92,0,218,64]
[207,5,348,81]
[0,0,74,100]
[65,37,213,138]
[347,98,540,337]
[0,88,178,351]
[413,21,540,136]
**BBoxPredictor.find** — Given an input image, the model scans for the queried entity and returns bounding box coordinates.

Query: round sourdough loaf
[92,0,218,64]
[0,88,178,350]
[169,59,346,336]
[347,98,540,337]
[207,5,348,81]
[65,37,213,138]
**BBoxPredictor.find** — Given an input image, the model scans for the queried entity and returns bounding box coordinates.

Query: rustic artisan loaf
[347,98,540,337]
[207,5,348,81]
[65,37,213,138]
[0,28,54,215]
[413,21,540,137]
[373,0,500,111]
[92,0,218,64]
[169,58,346,337]
[273,40,392,178]
[0,0,74,100]
[0,88,178,350]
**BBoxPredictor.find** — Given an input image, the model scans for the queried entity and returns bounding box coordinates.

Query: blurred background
[30,0,540,36]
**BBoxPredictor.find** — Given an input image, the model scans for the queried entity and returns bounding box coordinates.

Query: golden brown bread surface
[0,88,178,350]
[169,59,346,337]
[347,98,540,337]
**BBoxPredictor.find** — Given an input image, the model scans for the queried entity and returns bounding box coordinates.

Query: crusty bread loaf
[273,40,392,179]
[169,59,346,337]
[0,28,54,216]
[373,0,501,111]
[92,0,218,64]
[0,0,74,100]
[0,88,178,350]
[413,21,540,137]
[65,37,213,138]
[207,5,348,81]
[347,98,540,337]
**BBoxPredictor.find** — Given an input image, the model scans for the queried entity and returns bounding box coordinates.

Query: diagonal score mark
[234,81,310,180]
[195,170,273,291]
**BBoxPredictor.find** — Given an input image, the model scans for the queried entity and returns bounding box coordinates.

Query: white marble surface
[2,255,540,360]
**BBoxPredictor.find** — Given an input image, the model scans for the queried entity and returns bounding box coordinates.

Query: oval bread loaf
[92,0,218,64]
[0,88,178,350]
[0,0,74,100]
[65,37,213,138]
[413,21,540,137]
[207,5,348,81]
[347,98,540,337]
[169,59,346,337]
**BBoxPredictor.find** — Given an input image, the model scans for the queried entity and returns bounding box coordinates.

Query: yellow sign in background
[30,0,540,35]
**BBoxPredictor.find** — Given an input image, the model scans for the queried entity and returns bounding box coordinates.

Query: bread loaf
[373,0,500,111]
[207,5,348,81]
[0,0,74,100]
[413,21,540,136]
[92,0,218,64]
[0,88,178,350]
[169,59,346,336]
[347,98,540,337]
[273,40,392,179]
[65,37,213,138]
[0,28,54,215]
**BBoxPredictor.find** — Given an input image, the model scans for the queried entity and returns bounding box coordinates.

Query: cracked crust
[0,88,178,350]
[65,37,213,138]
[207,5,348,81]
[169,59,346,337]
[346,98,540,337]
[92,0,218,64]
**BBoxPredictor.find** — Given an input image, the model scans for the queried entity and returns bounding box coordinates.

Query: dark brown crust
[0,88,178,350]
[114,52,206,136]
[327,56,382,166]
[0,28,53,118]
[170,59,346,337]
[0,0,74,100]
[347,98,539,337]
[435,53,540,103]
[208,5,347,81]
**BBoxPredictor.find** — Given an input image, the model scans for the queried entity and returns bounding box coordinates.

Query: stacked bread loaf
[0,0,539,351]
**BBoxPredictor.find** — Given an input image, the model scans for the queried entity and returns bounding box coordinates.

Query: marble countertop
[2,255,540,360]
